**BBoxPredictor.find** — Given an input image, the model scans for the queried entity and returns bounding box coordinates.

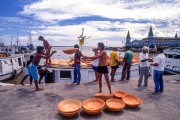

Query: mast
[16,32,19,47]
[28,31,34,50]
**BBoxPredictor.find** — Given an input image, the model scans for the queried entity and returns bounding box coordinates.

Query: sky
[0,0,179,47]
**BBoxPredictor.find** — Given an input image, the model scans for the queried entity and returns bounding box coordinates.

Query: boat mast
[28,31,34,50]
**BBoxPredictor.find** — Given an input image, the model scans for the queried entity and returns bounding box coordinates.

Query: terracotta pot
[122,94,142,108]
[112,91,128,99]
[106,98,125,111]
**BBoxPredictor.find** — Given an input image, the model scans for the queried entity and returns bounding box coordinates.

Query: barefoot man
[84,42,112,94]
[38,36,52,65]
[29,46,56,91]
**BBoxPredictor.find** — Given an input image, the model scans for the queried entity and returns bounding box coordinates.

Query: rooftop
[0,75,180,120]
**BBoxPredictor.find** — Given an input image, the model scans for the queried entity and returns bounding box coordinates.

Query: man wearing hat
[138,46,151,87]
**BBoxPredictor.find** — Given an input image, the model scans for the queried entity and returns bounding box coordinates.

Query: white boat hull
[47,63,139,83]
[0,54,24,81]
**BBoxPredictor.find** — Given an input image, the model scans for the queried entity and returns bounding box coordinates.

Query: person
[72,44,84,85]
[37,66,50,84]
[92,47,99,83]
[19,55,34,85]
[84,42,112,94]
[29,46,56,91]
[150,47,166,94]
[120,46,133,81]
[38,36,52,65]
[110,47,119,82]
[138,46,151,87]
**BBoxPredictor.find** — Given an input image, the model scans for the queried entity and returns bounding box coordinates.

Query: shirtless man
[29,46,56,91]
[84,42,112,94]
[38,36,52,65]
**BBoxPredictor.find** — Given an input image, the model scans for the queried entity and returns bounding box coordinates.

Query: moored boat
[164,48,180,75]
[0,53,24,81]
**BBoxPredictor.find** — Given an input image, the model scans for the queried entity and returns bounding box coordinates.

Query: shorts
[92,65,98,72]
[111,66,118,70]
[28,64,38,80]
[97,66,109,74]
[45,48,51,55]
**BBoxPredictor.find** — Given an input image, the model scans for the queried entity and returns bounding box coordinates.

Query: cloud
[1,0,179,47]
[20,0,180,23]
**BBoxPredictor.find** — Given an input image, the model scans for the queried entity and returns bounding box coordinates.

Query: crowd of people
[20,36,166,94]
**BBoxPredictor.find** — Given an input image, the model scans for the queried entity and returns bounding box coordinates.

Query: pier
[0,75,180,120]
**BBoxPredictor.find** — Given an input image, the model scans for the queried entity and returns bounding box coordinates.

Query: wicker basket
[122,94,142,108]
[94,93,113,100]
[105,98,125,111]
[112,91,128,99]
[82,98,105,111]
[62,48,78,54]
[58,99,82,113]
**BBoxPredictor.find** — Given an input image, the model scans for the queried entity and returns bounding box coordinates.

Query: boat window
[164,54,167,57]
[174,55,180,59]
[18,58,22,66]
[60,71,71,79]
[167,55,173,58]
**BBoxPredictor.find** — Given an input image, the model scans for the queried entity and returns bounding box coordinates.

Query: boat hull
[47,63,139,83]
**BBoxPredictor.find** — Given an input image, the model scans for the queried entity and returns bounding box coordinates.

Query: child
[19,55,34,85]
[29,46,56,91]
[37,66,49,84]
[38,36,52,65]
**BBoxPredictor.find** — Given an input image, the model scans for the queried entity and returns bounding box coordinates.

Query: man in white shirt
[150,48,166,94]
[92,47,99,83]
[138,46,151,87]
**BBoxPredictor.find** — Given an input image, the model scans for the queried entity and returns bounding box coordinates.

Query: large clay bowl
[60,109,80,117]
[112,91,128,99]
[82,98,105,111]
[105,98,125,111]
[82,106,101,115]
[58,99,82,113]
[122,94,142,108]
[62,48,78,54]
[94,93,113,100]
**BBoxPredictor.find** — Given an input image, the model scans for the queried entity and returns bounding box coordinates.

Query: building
[125,26,180,48]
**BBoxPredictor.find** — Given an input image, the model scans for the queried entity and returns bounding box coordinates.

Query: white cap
[142,46,149,51]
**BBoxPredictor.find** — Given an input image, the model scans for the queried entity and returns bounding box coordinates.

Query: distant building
[125,26,180,48]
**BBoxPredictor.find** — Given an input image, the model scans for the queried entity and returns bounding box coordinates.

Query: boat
[47,63,139,83]
[0,53,24,81]
[164,48,180,75]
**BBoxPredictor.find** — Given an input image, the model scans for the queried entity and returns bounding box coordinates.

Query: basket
[82,98,105,111]
[122,94,142,108]
[105,98,125,111]
[94,93,113,100]
[58,99,82,113]
[62,48,78,54]
[112,91,128,99]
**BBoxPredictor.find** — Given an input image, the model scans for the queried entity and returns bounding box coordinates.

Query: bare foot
[35,88,43,91]
[19,82,24,86]
[98,91,102,93]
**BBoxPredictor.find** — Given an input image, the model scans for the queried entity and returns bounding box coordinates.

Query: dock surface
[0,75,180,120]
